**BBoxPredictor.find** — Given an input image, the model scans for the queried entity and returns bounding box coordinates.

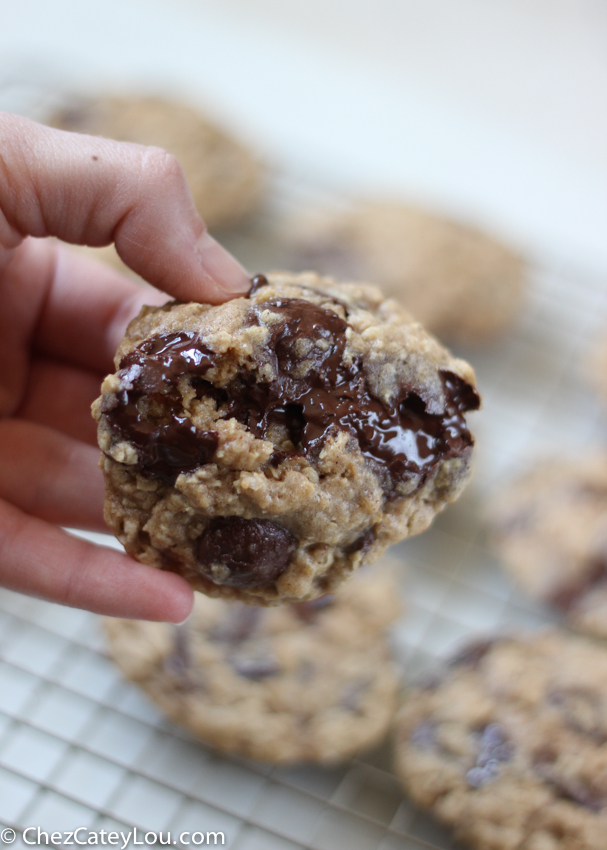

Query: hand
[0,111,250,622]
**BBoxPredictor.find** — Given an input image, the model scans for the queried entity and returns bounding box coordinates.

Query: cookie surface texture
[49,94,262,230]
[287,202,525,343]
[489,456,607,638]
[104,571,400,763]
[394,631,607,850]
[93,273,479,603]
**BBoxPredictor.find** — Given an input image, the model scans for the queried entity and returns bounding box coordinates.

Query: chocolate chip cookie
[394,631,607,850]
[93,272,479,604]
[105,569,401,763]
[287,202,525,344]
[488,457,607,638]
[49,94,262,231]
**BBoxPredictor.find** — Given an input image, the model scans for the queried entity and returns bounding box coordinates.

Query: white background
[1,0,606,273]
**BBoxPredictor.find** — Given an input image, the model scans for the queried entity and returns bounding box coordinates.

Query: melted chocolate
[104,332,219,484]
[196,517,296,587]
[104,296,478,497]
[228,298,479,491]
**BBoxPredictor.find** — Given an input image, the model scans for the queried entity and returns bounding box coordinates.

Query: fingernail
[173,612,192,626]
[195,230,250,297]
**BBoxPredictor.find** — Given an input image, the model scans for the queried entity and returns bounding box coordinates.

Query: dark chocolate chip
[549,558,607,613]
[344,527,376,557]
[291,595,336,624]
[548,687,605,740]
[339,676,372,713]
[164,625,203,691]
[465,723,512,788]
[447,639,496,670]
[248,274,269,296]
[534,762,606,812]
[410,722,438,750]
[228,647,280,680]
[196,517,296,587]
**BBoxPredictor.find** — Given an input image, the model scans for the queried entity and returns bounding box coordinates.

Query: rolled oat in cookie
[104,571,400,763]
[488,456,607,638]
[93,272,479,604]
[394,631,607,850]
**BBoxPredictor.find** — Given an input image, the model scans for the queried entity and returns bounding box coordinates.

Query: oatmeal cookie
[394,631,607,850]
[488,457,607,638]
[105,578,400,763]
[287,202,525,344]
[49,94,262,231]
[93,272,479,604]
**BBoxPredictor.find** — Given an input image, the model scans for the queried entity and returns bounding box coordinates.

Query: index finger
[0,111,250,302]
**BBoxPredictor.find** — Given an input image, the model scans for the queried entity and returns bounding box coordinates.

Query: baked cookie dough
[49,94,262,231]
[105,573,400,763]
[93,273,479,604]
[286,202,525,344]
[394,631,607,850]
[488,457,607,638]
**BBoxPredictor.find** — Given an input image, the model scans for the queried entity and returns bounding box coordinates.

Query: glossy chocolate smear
[197,517,296,587]
[226,297,479,489]
[104,332,218,484]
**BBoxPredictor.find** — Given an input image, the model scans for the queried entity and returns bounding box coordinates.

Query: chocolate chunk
[196,517,296,587]
[291,595,336,624]
[104,332,218,484]
[248,274,268,296]
[226,297,479,494]
[465,723,513,788]
[228,646,280,680]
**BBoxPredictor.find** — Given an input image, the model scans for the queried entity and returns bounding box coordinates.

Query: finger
[0,111,250,301]
[16,356,104,446]
[0,240,167,415]
[0,419,107,531]
[0,498,193,621]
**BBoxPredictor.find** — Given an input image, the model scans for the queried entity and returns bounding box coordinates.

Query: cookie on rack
[394,631,607,850]
[287,202,525,344]
[93,272,480,604]
[49,94,262,231]
[488,456,607,638]
[105,570,401,763]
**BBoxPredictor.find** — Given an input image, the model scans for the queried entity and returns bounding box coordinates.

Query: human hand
[0,111,250,622]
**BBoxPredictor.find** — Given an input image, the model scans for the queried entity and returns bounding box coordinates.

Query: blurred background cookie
[394,630,607,850]
[285,201,526,345]
[488,456,607,638]
[105,573,401,764]
[49,94,263,232]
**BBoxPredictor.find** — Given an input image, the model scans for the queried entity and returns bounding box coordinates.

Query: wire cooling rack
[2,76,607,850]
